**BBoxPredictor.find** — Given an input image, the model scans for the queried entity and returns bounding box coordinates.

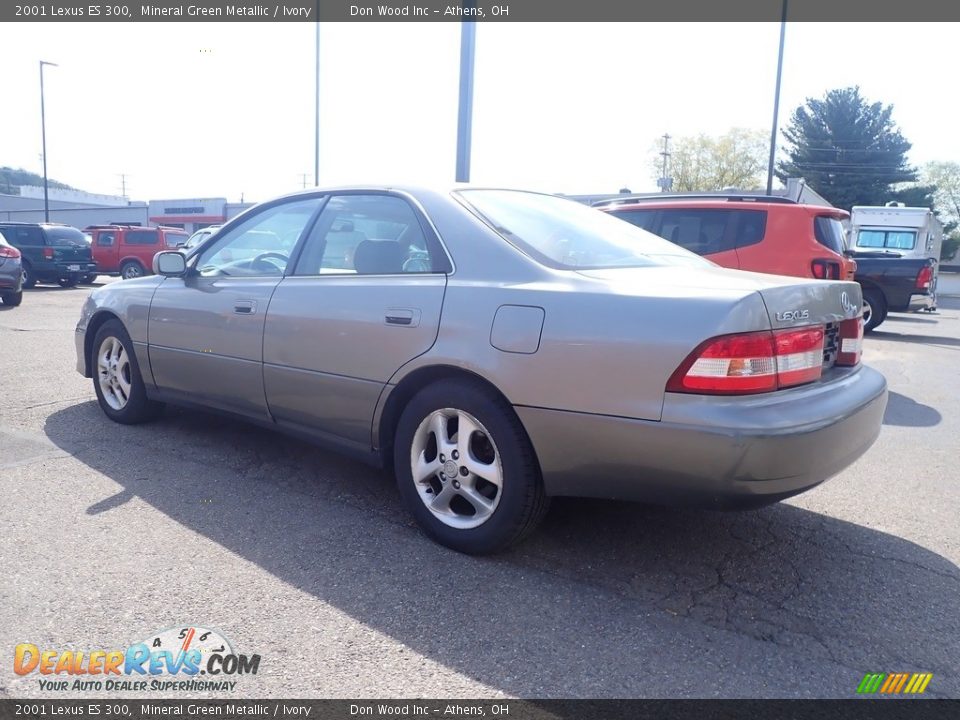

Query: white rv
[849,204,943,262]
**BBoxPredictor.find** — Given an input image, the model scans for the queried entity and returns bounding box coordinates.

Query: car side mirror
[153,251,187,277]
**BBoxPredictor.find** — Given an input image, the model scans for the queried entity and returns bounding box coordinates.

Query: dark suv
[0,222,98,288]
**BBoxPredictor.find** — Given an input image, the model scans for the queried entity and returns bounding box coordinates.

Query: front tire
[1,290,22,306]
[91,319,163,424]
[394,378,549,554]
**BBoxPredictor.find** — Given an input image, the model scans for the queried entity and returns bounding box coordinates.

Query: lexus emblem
[840,291,859,317]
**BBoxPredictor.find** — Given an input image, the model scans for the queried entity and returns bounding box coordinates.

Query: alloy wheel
[409,408,503,530]
[97,336,132,411]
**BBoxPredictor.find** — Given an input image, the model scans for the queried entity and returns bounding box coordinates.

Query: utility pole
[299,173,310,189]
[766,0,788,195]
[314,6,320,187]
[658,133,672,192]
[118,173,129,199]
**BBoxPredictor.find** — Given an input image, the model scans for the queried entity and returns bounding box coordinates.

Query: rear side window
[164,233,188,248]
[655,209,766,255]
[609,209,656,231]
[1,226,45,247]
[124,230,159,245]
[814,216,847,254]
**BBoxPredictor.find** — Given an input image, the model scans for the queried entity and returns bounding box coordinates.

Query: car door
[148,196,324,419]
[92,230,119,272]
[263,193,449,449]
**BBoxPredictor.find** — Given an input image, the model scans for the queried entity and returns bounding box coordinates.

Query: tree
[650,128,767,192]
[921,161,960,222]
[776,87,916,210]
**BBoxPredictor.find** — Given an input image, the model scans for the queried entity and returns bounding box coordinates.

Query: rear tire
[862,289,887,332]
[58,276,79,288]
[394,378,549,554]
[120,261,144,280]
[80,274,98,285]
[21,264,36,289]
[1,290,22,306]
[91,319,164,424]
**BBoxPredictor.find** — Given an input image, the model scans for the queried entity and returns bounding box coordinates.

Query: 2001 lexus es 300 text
[75,187,887,554]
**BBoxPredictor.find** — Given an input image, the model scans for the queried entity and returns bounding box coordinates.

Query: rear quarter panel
[391,274,771,423]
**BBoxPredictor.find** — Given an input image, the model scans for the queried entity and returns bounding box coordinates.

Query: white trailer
[850,203,942,310]
[849,204,943,262]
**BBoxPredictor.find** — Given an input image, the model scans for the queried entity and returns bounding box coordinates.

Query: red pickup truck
[86,225,189,279]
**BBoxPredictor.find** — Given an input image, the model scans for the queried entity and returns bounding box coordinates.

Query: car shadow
[43,402,960,698]
[884,314,939,325]
[882,391,942,427]
[870,330,960,349]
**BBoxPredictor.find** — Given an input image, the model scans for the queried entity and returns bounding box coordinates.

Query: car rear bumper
[907,293,935,311]
[517,365,887,508]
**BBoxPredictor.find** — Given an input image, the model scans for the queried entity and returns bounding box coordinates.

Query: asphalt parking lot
[1,278,958,699]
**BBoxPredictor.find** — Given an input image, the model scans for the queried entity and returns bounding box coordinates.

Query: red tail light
[836,317,863,366]
[43,247,54,259]
[667,326,825,395]
[811,259,840,279]
[0,245,20,259]
[915,265,933,290]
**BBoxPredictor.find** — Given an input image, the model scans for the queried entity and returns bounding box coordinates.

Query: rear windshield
[856,229,916,250]
[45,226,89,246]
[814,216,847,254]
[165,233,189,247]
[456,190,711,270]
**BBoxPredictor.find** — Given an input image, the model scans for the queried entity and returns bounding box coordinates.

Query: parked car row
[594,194,940,332]
[0,222,195,300]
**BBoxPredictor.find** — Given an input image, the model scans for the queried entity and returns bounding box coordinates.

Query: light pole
[765,1,788,195]
[314,11,320,186]
[40,60,58,222]
[455,12,477,183]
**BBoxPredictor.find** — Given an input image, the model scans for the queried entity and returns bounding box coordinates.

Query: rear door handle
[385,308,421,327]
[234,300,257,315]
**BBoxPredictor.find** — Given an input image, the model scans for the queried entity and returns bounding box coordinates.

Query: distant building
[0,187,253,233]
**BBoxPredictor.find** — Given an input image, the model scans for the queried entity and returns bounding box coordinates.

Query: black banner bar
[1,700,958,720]
[5,0,960,22]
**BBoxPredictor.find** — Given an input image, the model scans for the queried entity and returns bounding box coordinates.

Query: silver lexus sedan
[75,187,887,554]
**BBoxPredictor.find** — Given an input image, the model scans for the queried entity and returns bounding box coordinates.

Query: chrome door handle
[385,308,421,327]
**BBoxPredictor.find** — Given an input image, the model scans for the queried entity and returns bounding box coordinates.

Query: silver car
[75,187,887,554]
[0,230,24,307]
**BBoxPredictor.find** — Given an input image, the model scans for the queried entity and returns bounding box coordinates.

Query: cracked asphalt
[1,279,958,699]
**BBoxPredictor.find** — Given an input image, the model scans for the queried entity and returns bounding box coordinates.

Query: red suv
[595,194,856,281]
[86,225,189,279]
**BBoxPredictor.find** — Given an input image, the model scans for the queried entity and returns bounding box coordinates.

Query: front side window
[457,190,710,270]
[197,198,321,277]
[97,232,116,246]
[856,229,917,250]
[294,194,444,275]
[124,230,159,246]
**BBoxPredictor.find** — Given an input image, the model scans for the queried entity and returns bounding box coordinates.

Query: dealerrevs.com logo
[14,626,261,692]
